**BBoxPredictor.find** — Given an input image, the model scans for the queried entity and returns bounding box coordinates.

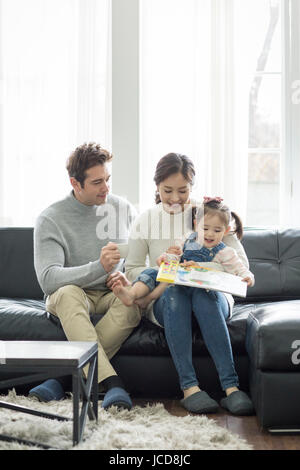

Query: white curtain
[0,0,111,226]
[140,0,257,220]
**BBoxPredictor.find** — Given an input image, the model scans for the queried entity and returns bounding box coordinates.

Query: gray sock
[100,375,125,392]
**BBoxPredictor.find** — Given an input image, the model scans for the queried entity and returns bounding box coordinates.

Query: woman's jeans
[134,268,239,392]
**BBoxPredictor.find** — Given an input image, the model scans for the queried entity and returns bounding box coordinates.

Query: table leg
[72,352,98,446]
[92,353,98,421]
[72,371,80,446]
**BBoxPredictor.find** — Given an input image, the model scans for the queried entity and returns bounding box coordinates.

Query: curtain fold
[140,0,254,221]
[0,0,111,226]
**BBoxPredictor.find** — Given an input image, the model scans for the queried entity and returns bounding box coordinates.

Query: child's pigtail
[230,211,243,240]
[191,205,198,227]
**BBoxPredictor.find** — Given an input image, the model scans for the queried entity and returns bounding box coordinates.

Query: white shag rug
[0,390,252,450]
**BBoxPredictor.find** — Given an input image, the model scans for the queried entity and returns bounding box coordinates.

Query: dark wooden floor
[132,398,300,450]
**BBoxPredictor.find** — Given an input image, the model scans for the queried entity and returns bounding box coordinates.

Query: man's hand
[106,271,131,290]
[100,242,121,273]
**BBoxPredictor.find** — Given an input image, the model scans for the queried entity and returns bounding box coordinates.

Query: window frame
[281,0,300,226]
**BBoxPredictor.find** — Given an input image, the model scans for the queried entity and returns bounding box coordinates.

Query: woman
[124,153,254,415]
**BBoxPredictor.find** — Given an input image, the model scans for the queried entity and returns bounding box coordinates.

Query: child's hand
[181,260,195,267]
[167,245,183,257]
[156,253,168,266]
[242,276,253,287]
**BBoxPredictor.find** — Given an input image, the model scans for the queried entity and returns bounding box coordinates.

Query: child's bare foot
[113,281,135,306]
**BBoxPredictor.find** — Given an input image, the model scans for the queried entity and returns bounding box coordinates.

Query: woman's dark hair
[66,142,113,187]
[154,153,195,204]
[192,200,244,240]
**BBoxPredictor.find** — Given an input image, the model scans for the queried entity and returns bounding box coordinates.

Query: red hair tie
[203,196,223,204]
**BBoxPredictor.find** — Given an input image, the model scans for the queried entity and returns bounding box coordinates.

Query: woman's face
[157,172,191,213]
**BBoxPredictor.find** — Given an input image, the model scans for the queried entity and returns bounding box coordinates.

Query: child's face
[196,213,230,248]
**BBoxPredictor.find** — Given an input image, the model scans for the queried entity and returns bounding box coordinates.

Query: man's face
[71,163,111,206]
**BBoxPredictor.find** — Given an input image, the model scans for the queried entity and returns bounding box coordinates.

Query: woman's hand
[156,245,183,266]
[167,245,183,257]
[156,253,169,266]
[106,271,131,290]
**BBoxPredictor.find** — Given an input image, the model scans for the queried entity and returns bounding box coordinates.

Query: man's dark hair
[66,142,113,187]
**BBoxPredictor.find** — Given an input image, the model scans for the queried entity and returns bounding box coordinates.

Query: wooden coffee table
[0,341,98,448]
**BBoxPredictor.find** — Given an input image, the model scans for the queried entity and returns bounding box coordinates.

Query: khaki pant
[46,285,141,383]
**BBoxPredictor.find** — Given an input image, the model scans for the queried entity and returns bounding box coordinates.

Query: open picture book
[156,260,247,298]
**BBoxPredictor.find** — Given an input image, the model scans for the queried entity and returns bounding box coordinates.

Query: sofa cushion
[246,299,300,371]
[0,298,65,341]
[0,297,252,356]
[0,228,44,299]
[119,303,252,356]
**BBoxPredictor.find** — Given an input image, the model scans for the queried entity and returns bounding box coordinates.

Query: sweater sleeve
[215,247,255,286]
[223,232,249,269]
[34,215,107,295]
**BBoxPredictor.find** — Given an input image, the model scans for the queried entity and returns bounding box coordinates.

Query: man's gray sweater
[34,191,137,296]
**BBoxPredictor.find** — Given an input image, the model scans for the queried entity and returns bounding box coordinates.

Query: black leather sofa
[1,227,300,432]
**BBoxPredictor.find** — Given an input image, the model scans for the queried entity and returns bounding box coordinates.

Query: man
[29,142,141,410]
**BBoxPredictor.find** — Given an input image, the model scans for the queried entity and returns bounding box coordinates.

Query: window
[139,0,299,227]
[1,0,299,227]
[242,0,282,226]
[0,0,111,226]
